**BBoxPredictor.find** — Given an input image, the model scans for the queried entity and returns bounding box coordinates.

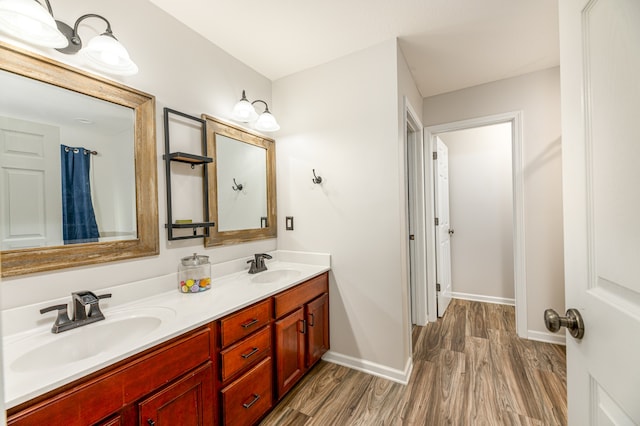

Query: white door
[0,116,62,249]
[559,0,640,424]
[434,137,452,317]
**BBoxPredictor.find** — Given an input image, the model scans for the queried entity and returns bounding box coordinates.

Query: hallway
[261,299,567,425]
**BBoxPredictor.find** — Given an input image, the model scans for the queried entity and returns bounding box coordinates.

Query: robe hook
[232,178,243,191]
[312,169,323,184]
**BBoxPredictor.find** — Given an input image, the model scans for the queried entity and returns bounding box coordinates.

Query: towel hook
[312,169,323,184]
[232,178,243,191]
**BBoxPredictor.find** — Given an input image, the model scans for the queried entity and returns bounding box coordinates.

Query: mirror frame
[0,42,159,277]
[202,114,276,246]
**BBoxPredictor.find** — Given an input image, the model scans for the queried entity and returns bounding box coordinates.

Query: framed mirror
[0,42,158,277]
[202,114,276,246]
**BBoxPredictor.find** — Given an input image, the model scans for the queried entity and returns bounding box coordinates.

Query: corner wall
[423,67,565,341]
[272,39,416,378]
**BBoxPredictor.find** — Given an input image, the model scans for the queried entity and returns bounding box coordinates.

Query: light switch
[286,216,294,230]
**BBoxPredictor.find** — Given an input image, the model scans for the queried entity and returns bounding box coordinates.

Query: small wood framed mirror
[202,115,276,246]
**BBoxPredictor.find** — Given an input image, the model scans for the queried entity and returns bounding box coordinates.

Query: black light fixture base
[55,20,82,54]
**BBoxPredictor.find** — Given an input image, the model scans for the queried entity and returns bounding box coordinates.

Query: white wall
[423,67,565,338]
[439,123,514,302]
[1,0,275,309]
[272,39,416,378]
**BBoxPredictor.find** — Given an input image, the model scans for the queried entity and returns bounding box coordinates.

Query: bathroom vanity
[3,255,330,426]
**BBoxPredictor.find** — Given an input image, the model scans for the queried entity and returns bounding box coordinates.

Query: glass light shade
[232,99,258,123]
[80,34,138,76]
[0,0,67,48]
[254,111,280,132]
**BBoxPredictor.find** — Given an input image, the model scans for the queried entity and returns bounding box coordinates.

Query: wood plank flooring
[260,299,567,425]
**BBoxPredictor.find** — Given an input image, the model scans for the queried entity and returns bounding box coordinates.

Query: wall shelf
[163,107,215,241]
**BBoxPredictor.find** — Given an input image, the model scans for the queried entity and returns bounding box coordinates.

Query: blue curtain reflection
[60,145,99,244]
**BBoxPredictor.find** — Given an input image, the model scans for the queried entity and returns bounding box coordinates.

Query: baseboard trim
[451,292,515,306]
[321,351,413,385]
[527,330,566,345]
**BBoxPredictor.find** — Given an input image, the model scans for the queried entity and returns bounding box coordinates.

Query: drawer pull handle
[309,313,315,327]
[241,347,259,359]
[243,393,261,409]
[241,318,259,328]
[300,319,307,334]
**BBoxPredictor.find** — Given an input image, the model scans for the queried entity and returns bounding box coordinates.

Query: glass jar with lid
[178,253,211,293]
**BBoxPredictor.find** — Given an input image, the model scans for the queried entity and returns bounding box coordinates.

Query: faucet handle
[40,304,69,315]
[40,304,72,333]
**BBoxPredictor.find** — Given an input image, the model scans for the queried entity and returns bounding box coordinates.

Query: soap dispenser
[178,253,211,293]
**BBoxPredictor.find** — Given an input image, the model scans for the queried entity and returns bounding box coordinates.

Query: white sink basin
[251,269,301,284]
[9,307,175,373]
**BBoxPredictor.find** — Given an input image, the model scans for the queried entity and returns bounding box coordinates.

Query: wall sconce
[0,0,138,75]
[231,90,280,132]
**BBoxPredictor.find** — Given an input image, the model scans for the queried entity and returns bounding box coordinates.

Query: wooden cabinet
[306,293,329,367]
[273,272,329,400]
[138,362,214,426]
[220,357,273,426]
[274,308,306,397]
[217,301,273,426]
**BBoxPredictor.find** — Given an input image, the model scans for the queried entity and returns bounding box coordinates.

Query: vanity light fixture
[0,0,138,75]
[231,90,280,132]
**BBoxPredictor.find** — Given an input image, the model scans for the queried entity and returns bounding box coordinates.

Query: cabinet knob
[147,419,156,426]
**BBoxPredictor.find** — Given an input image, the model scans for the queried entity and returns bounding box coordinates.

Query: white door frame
[403,96,429,327]
[424,111,527,338]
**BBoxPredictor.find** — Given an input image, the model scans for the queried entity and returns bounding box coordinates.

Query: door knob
[544,308,584,339]
[448,229,455,235]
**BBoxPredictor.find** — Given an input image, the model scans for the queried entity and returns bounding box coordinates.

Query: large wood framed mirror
[202,114,276,246]
[0,42,158,277]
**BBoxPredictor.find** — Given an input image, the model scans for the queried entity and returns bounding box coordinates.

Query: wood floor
[260,299,567,425]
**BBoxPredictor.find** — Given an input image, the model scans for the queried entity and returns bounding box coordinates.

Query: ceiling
[148,0,559,98]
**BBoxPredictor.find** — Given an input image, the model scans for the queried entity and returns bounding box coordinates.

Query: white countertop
[2,251,330,409]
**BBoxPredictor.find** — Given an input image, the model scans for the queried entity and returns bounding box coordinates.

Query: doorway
[439,122,514,306]
[425,112,527,338]
[403,97,429,328]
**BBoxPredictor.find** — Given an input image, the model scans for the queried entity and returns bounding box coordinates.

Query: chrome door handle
[544,308,584,339]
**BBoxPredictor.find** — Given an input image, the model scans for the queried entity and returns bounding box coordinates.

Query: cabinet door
[275,307,305,398]
[138,362,214,426]
[306,293,329,367]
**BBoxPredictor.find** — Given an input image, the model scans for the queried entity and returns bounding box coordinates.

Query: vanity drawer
[221,357,273,426]
[220,325,271,382]
[220,299,271,347]
[274,273,328,318]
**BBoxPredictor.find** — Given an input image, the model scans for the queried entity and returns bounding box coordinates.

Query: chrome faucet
[247,253,272,274]
[40,291,112,333]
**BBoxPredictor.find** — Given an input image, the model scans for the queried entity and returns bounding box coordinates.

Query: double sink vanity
[3,252,330,425]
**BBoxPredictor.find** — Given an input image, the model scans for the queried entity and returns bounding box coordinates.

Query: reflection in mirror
[0,42,158,277]
[202,114,276,246]
[0,69,137,249]
[216,134,267,232]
